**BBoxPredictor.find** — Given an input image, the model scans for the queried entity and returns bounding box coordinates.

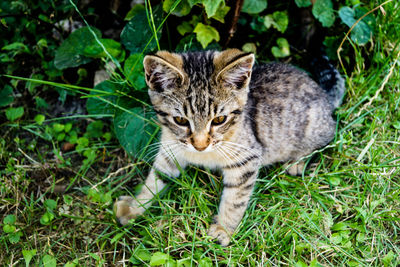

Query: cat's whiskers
[142,141,180,162]
[216,143,244,164]
[220,143,256,166]
[215,146,232,164]
[221,141,263,159]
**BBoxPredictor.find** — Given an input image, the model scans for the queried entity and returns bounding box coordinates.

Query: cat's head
[143,49,254,152]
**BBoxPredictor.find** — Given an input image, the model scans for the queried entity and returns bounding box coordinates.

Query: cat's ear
[143,52,185,92]
[215,51,254,90]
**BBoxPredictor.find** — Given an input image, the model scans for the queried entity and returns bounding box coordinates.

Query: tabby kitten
[114,49,344,246]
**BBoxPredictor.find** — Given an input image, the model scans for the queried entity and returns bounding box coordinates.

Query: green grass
[1,0,400,266]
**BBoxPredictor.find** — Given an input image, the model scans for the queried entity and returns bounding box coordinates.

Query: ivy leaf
[202,0,224,18]
[121,4,163,54]
[114,107,157,158]
[149,252,170,266]
[6,107,24,122]
[241,0,267,14]
[271,38,290,58]
[294,0,311,8]
[383,250,395,266]
[125,4,145,21]
[312,0,335,27]
[177,21,193,36]
[163,0,191,17]
[54,27,101,70]
[264,11,289,33]
[3,214,16,225]
[22,249,37,267]
[83,38,124,61]
[193,23,220,49]
[0,85,14,107]
[339,6,372,45]
[8,232,22,244]
[42,255,57,267]
[211,4,230,23]
[124,53,146,90]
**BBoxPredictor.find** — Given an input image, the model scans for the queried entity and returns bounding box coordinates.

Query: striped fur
[114,49,344,246]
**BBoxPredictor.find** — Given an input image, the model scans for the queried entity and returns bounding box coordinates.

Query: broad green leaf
[188,0,201,7]
[193,23,220,49]
[34,114,45,125]
[2,42,30,53]
[271,11,288,33]
[241,0,267,14]
[177,258,191,267]
[328,176,341,186]
[202,0,224,18]
[242,43,257,54]
[35,97,49,110]
[133,248,152,262]
[210,4,230,23]
[8,232,22,244]
[44,199,57,211]
[198,257,213,267]
[331,222,349,231]
[271,38,290,58]
[163,0,191,17]
[124,53,146,90]
[114,107,157,158]
[264,11,289,33]
[295,261,308,267]
[26,74,44,94]
[64,123,72,133]
[22,249,37,267]
[177,21,193,36]
[6,106,24,121]
[339,6,372,45]
[86,80,119,115]
[121,4,163,53]
[53,123,65,132]
[40,211,55,225]
[3,214,16,225]
[57,132,65,141]
[83,38,124,61]
[150,252,169,266]
[86,120,104,138]
[0,85,14,107]
[383,250,395,266]
[64,260,78,267]
[312,0,335,27]
[175,34,204,52]
[125,4,146,21]
[110,232,124,244]
[42,255,57,267]
[54,27,101,70]
[3,224,16,233]
[294,0,311,7]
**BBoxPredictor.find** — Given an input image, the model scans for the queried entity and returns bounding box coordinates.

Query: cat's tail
[309,39,346,109]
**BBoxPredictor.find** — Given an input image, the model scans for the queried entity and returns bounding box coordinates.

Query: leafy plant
[2,214,23,244]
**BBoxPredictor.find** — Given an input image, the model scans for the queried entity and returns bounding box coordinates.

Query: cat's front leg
[208,164,259,246]
[114,150,181,225]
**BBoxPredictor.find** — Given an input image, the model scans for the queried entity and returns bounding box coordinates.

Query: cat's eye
[212,115,227,126]
[173,116,190,126]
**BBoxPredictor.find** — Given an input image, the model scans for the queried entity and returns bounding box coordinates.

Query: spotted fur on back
[114,49,345,246]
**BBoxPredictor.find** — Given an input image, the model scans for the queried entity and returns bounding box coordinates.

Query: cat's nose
[191,133,210,151]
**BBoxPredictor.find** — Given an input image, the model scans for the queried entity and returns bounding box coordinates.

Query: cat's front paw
[113,196,145,225]
[207,223,231,246]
